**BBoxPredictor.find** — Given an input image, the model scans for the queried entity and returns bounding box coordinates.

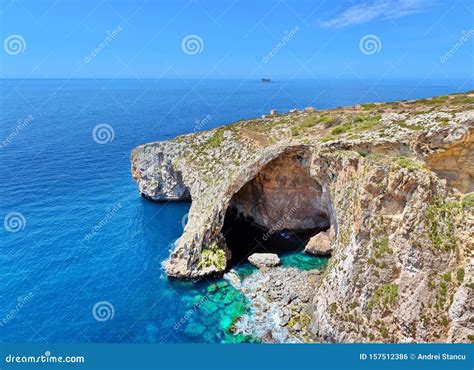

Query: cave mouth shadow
[222,208,329,268]
[221,150,333,268]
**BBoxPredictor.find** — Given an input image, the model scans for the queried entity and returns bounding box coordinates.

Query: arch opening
[222,151,332,266]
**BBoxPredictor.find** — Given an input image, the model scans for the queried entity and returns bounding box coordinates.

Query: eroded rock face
[448,261,474,343]
[229,152,331,231]
[131,92,474,343]
[420,114,474,193]
[309,152,472,343]
[131,142,191,200]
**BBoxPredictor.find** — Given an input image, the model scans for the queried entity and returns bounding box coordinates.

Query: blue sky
[1,0,473,80]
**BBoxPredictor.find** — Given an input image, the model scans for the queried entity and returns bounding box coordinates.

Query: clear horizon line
[1,76,473,81]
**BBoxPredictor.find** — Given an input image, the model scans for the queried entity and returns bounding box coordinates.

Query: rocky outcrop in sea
[131,92,474,343]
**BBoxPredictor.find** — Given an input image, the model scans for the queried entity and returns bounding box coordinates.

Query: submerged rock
[184,321,206,337]
[248,253,280,269]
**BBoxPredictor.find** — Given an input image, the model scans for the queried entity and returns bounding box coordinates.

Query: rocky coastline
[225,267,322,343]
[131,92,474,343]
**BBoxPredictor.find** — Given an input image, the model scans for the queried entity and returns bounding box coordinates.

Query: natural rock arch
[222,148,333,265]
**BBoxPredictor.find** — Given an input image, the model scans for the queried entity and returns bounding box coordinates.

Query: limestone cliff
[131,92,474,343]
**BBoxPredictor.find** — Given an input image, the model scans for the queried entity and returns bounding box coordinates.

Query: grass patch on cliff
[300,114,328,128]
[205,129,225,149]
[368,284,398,312]
[373,236,393,258]
[395,120,424,131]
[426,95,449,104]
[291,126,302,137]
[457,268,465,284]
[395,157,425,171]
[437,281,448,307]
[462,192,474,208]
[451,95,474,105]
[330,114,381,136]
[379,325,389,339]
[294,114,341,137]
[442,272,452,282]
[362,103,377,110]
[288,312,311,331]
[424,197,461,252]
[331,123,352,135]
[437,117,450,126]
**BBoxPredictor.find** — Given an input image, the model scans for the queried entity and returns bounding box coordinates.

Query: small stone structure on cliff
[131,92,474,343]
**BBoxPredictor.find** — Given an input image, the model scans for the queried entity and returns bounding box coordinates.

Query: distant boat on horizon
[261,78,272,83]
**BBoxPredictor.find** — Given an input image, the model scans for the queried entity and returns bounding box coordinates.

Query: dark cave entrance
[222,151,332,267]
[222,210,323,265]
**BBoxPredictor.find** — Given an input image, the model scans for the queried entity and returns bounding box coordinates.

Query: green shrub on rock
[198,242,226,270]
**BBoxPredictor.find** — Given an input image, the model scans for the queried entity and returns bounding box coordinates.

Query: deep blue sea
[1,78,472,343]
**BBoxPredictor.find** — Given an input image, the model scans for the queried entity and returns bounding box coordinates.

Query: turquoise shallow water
[280,252,329,271]
[165,252,329,344]
[1,78,471,343]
